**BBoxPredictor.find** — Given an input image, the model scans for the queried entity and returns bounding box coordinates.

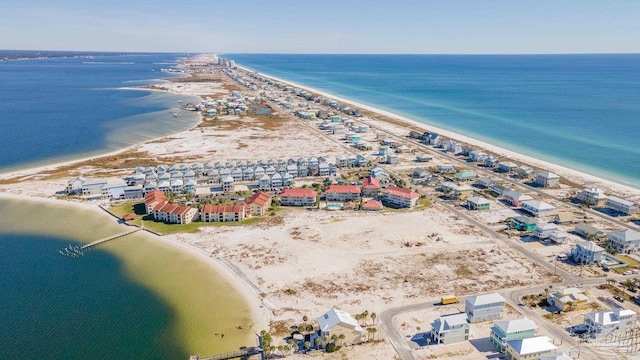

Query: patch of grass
[616,255,639,266]
[454,265,474,278]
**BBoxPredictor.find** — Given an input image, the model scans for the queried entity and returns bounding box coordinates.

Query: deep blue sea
[0,51,199,172]
[225,54,640,189]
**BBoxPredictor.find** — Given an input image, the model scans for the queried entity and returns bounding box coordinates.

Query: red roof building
[324,185,362,201]
[361,176,381,196]
[153,202,198,224]
[144,189,167,213]
[280,188,317,207]
[246,192,273,216]
[361,199,383,211]
[200,203,246,222]
[381,187,420,208]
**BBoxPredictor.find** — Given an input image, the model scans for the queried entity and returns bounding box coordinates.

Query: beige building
[547,287,589,312]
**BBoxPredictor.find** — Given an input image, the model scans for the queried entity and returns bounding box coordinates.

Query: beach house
[245,191,272,216]
[606,196,639,215]
[571,241,605,265]
[583,309,637,339]
[505,336,557,360]
[574,223,605,240]
[431,313,469,344]
[548,287,589,312]
[279,188,317,207]
[199,204,246,222]
[381,187,420,208]
[498,162,518,173]
[466,196,490,210]
[534,171,560,188]
[455,170,477,182]
[317,309,364,345]
[576,187,608,207]
[465,293,506,323]
[490,317,538,352]
[502,190,533,207]
[101,182,127,199]
[607,229,640,254]
[222,176,234,192]
[534,223,559,239]
[80,179,109,196]
[324,185,361,202]
[436,164,455,174]
[510,216,537,232]
[521,200,557,217]
[370,167,386,179]
[475,177,496,189]
[123,185,143,199]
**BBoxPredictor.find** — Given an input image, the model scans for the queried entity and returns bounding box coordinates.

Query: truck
[441,296,460,305]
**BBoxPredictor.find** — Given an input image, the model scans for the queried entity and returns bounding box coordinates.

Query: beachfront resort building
[153,202,199,224]
[606,196,639,216]
[317,309,364,345]
[534,171,560,188]
[576,187,608,207]
[505,336,557,360]
[583,309,637,339]
[490,317,538,352]
[361,176,381,197]
[431,313,469,344]
[521,200,557,217]
[245,191,272,216]
[381,187,420,208]
[548,287,589,312]
[607,229,640,254]
[199,204,246,222]
[279,188,317,207]
[324,185,361,202]
[571,241,605,265]
[465,293,506,323]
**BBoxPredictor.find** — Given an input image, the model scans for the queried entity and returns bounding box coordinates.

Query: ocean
[224,54,640,189]
[0,52,255,359]
[0,51,200,173]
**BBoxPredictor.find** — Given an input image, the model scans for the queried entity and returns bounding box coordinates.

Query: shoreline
[0,191,271,335]
[235,63,640,196]
[0,83,202,181]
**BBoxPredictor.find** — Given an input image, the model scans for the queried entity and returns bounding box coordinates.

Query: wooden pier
[81,228,142,250]
[191,346,264,360]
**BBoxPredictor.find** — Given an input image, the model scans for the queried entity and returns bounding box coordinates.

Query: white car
[623,270,633,275]
[573,283,582,288]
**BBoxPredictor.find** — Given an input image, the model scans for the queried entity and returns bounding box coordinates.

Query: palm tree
[306,324,314,332]
[371,327,378,341]
[371,312,377,325]
[287,338,296,353]
[314,337,322,349]
[338,333,345,346]
[361,310,369,326]
[303,315,308,322]
[354,313,362,325]
[277,345,284,357]
[304,341,311,352]
[330,334,337,344]
[366,327,374,342]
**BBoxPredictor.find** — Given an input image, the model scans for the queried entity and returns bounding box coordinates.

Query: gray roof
[575,241,605,252]
[466,293,505,307]
[432,313,468,332]
[493,317,537,334]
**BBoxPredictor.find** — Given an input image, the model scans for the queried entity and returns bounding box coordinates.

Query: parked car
[623,270,633,275]
[613,295,625,303]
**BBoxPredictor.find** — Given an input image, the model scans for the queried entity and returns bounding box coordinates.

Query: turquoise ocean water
[225,54,640,189]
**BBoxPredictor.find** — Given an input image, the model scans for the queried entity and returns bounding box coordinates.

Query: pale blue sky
[1,0,639,54]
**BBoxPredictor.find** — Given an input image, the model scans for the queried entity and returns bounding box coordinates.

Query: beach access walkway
[191,346,264,360]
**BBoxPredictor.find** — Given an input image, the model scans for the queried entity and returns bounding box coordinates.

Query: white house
[576,187,608,207]
[606,196,639,215]
[505,336,557,360]
[80,179,108,195]
[490,317,538,352]
[101,182,127,199]
[521,200,557,217]
[583,309,637,339]
[317,309,364,345]
[534,223,559,239]
[607,229,640,254]
[381,187,420,208]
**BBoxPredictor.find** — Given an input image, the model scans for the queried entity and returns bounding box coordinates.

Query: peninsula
[1,54,639,360]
